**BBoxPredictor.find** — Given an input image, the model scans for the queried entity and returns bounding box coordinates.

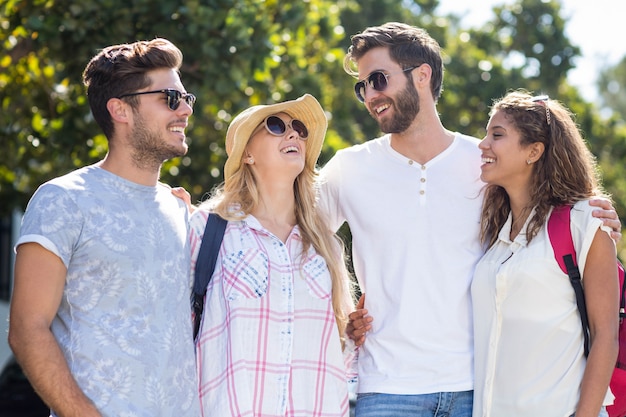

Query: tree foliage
[2,0,626,257]
[598,56,626,121]
[0,0,350,209]
[596,58,626,244]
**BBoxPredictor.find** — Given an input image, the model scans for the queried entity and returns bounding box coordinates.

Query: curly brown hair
[480,90,607,248]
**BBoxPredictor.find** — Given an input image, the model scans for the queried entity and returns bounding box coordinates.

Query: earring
[526,159,532,165]
[247,157,254,164]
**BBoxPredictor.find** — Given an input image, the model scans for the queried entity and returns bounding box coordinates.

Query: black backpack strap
[548,205,591,357]
[192,213,227,341]
[564,253,591,357]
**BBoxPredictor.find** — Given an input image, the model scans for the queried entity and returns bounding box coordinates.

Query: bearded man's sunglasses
[118,89,196,111]
[354,66,419,103]
[261,115,309,140]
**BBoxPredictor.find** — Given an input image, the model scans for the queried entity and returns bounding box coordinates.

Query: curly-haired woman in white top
[473,90,619,417]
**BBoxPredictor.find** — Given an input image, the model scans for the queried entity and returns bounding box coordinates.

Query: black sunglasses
[118,89,196,111]
[354,66,418,103]
[261,115,308,140]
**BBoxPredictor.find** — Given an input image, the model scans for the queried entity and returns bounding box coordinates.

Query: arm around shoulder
[589,198,622,245]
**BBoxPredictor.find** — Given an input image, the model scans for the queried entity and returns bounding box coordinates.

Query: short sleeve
[318,155,345,232]
[16,184,84,268]
[571,199,615,278]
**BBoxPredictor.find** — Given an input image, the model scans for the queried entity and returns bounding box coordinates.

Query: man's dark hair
[82,38,183,139]
[344,22,444,100]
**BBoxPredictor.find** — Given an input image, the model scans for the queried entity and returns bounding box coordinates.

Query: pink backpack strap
[547,204,577,273]
[548,204,589,357]
[548,205,626,417]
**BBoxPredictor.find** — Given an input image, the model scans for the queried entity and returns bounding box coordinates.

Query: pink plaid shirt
[190,210,356,417]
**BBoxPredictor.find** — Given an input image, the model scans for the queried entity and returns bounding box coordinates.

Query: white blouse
[471,200,614,417]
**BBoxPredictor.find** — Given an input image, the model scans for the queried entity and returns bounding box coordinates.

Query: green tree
[0,0,351,214]
[417,0,626,256]
[598,56,626,121]
[3,0,626,254]
[437,0,583,140]
[596,57,626,256]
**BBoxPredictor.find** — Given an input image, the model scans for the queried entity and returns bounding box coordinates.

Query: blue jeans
[355,391,473,417]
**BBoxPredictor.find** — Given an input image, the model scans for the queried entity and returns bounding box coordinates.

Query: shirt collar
[497,207,537,248]
[242,214,302,239]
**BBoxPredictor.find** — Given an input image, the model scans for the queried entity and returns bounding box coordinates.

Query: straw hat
[223,94,327,183]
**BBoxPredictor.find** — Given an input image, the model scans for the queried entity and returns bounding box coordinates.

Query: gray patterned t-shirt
[17,165,200,417]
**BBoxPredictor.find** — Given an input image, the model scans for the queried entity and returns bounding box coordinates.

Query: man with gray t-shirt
[9,38,200,417]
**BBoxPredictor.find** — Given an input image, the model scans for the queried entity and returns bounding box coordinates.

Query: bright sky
[436,0,625,103]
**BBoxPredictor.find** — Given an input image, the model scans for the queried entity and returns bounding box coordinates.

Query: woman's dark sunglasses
[354,66,418,103]
[262,115,308,140]
[118,88,196,111]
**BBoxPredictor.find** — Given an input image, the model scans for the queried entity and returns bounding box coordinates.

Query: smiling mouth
[281,146,299,154]
[375,103,390,114]
[482,157,495,164]
[169,126,185,134]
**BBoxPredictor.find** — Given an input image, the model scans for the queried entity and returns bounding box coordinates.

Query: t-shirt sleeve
[571,199,615,278]
[318,154,346,233]
[16,183,84,268]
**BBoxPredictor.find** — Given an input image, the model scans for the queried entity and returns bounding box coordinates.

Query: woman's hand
[171,186,195,214]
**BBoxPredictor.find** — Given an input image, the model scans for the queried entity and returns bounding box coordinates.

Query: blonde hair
[203,156,355,346]
[480,90,608,248]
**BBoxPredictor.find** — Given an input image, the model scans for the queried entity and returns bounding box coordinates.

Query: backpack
[191,213,228,341]
[548,204,626,417]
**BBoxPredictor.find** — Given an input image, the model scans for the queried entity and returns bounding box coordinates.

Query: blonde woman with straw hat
[189,94,357,416]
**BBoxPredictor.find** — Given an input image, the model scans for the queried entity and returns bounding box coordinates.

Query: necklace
[510,208,531,240]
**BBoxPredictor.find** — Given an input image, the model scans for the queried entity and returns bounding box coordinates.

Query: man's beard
[129,113,187,170]
[377,80,420,134]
